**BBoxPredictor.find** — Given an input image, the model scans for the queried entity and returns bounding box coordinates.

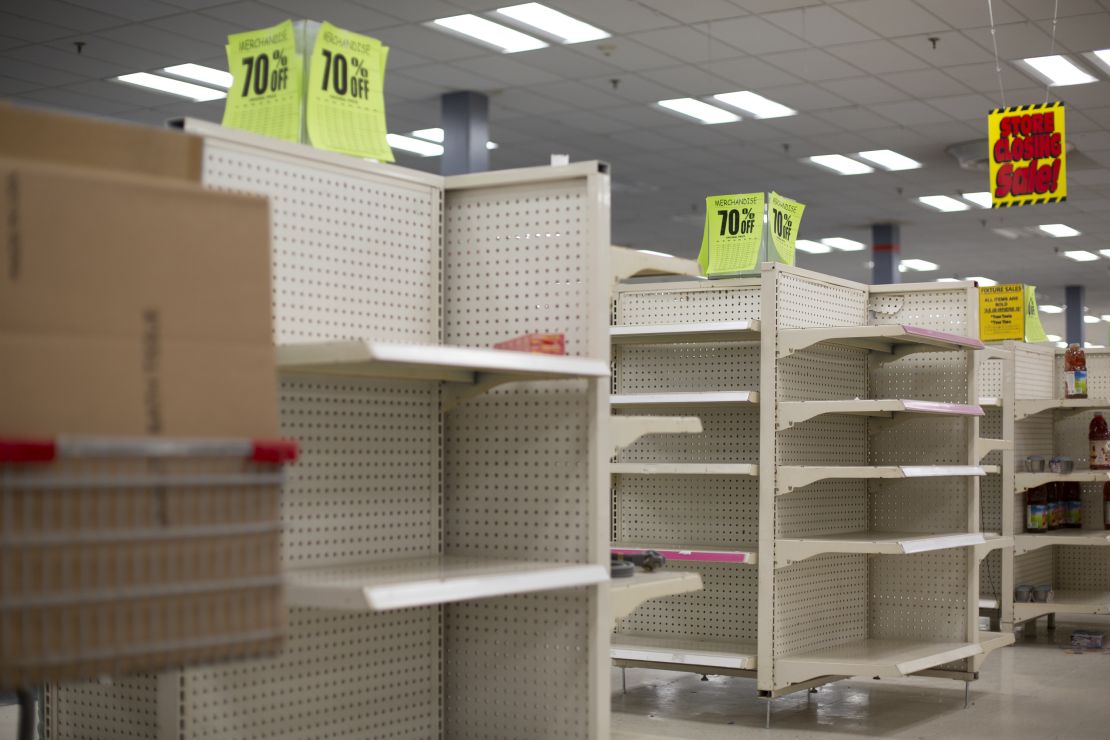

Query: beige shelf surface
[610,570,703,621]
[1013,590,1110,622]
[775,531,997,567]
[611,462,757,476]
[776,638,983,684]
[610,391,759,408]
[611,635,757,670]
[611,320,760,345]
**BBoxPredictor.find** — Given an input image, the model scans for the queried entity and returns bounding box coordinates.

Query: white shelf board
[612,543,757,565]
[979,631,1016,654]
[1014,590,1110,621]
[777,465,985,493]
[610,571,703,621]
[611,462,757,476]
[1015,397,1110,420]
[777,324,984,359]
[610,320,760,345]
[285,555,607,611]
[775,638,983,684]
[610,391,759,409]
[1014,529,1110,555]
[775,531,994,567]
[611,245,701,282]
[1015,471,1110,491]
[611,635,757,671]
[978,397,1002,407]
[979,597,1000,610]
[777,399,982,429]
[611,415,702,453]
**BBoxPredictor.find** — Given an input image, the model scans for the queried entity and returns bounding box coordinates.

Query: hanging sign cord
[987,0,1007,107]
[1045,0,1060,104]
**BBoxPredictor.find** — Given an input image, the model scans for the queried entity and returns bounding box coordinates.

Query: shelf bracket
[974,437,1012,462]
[441,372,513,412]
[611,416,703,454]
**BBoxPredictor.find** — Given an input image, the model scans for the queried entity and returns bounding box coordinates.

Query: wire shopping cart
[0,436,297,690]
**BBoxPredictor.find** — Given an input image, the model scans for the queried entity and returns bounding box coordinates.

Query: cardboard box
[0,102,202,181]
[0,158,277,438]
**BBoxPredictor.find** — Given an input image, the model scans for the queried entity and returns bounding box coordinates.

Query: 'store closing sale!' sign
[988,102,1066,207]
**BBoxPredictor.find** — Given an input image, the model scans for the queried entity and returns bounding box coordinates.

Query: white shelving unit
[610,572,704,622]
[47,123,613,738]
[610,391,759,408]
[608,266,1010,719]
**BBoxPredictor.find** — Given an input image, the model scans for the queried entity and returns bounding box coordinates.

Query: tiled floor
[5,618,1108,739]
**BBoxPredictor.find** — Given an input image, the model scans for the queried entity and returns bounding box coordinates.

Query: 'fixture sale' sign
[988,101,1067,208]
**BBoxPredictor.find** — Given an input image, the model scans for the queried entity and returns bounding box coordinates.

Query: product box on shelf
[0,158,277,437]
[0,102,203,181]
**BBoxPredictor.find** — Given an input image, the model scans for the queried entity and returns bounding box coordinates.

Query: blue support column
[1066,284,1085,346]
[871,223,900,285]
[441,91,489,176]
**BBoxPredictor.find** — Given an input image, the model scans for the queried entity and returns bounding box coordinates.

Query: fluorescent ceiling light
[386,133,444,157]
[656,98,740,124]
[1102,315,1110,322]
[918,195,970,212]
[431,14,548,53]
[114,72,226,101]
[807,154,873,175]
[1086,342,1105,349]
[993,227,1024,239]
[712,91,796,119]
[1089,49,1110,73]
[795,239,832,254]
[1039,223,1080,237]
[162,63,232,89]
[1040,304,1064,313]
[1047,334,1062,342]
[856,149,921,171]
[821,237,865,252]
[636,249,674,258]
[962,191,993,208]
[936,278,962,283]
[1084,315,1101,324]
[901,258,939,271]
[968,276,997,285]
[410,127,497,149]
[1056,341,1069,348]
[1064,250,1099,262]
[1020,55,1097,86]
[495,3,609,43]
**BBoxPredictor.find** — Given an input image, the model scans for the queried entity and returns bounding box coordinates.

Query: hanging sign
[978,283,1049,342]
[222,20,303,143]
[768,192,805,265]
[988,102,1066,207]
[306,21,393,161]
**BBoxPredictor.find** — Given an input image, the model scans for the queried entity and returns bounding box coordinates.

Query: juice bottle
[1090,413,1110,470]
[1064,482,1083,528]
[1065,343,1088,399]
[1047,483,1061,530]
[1104,482,1110,530]
[1026,485,1048,532]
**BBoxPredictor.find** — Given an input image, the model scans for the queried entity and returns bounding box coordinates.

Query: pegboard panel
[48,677,158,740]
[1080,484,1106,530]
[978,353,1005,400]
[776,346,868,402]
[613,343,760,394]
[613,408,758,464]
[776,418,868,466]
[1015,412,1054,461]
[869,416,969,466]
[980,550,1003,602]
[279,376,439,567]
[870,352,972,404]
[1055,546,1110,591]
[979,408,1004,469]
[773,271,868,330]
[201,142,441,345]
[615,564,759,641]
[869,479,969,533]
[867,286,973,336]
[443,179,599,357]
[772,554,868,658]
[444,591,592,739]
[612,475,758,546]
[1055,408,1108,464]
[775,482,867,538]
[613,284,760,326]
[1014,548,1053,586]
[869,551,969,641]
[1068,350,1110,398]
[182,607,439,740]
[980,472,1003,533]
[1013,344,1055,400]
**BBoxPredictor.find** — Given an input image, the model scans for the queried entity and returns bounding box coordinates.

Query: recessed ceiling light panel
[1019,55,1097,86]
[1064,250,1099,262]
[807,154,873,175]
[1039,304,1064,314]
[114,72,227,101]
[918,195,970,212]
[1039,223,1080,237]
[856,149,921,171]
[968,276,997,285]
[962,191,993,208]
[162,63,232,89]
[901,259,939,271]
[795,239,832,254]
[386,133,444,157]
[712,91,796,119]
[495,3,609,43]
[430,14,548,53]
[821,237,865,252]
[656,98,740,124]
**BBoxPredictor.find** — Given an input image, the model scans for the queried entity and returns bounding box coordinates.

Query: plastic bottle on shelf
[1047,483,1061,530]
[1104,482,1110,531]
[1026,485,1048,533]
[1064,343,1088,399]
[1090,413,1110,470]
[1064,482,1083,528]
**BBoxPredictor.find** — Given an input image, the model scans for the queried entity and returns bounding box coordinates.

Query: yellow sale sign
[988,102,1066,208]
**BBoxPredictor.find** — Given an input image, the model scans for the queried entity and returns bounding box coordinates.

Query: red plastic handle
[0,438,58,463]
[250,439,299,464]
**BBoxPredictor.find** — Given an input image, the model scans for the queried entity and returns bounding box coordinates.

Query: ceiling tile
[882,68,970,97]
[63,78,181,106]
[763,48,861,81]
[828,40,930,73]
[1072,131,1110,150]
[705,16,809,55]
[928,92,996,120]
[5,44,128,78]
[160,0,235,8]
[259,0,395,32]
[630,26,744,63]
[545,0,677,33]
[1007,0,1105,19]
[816,106,895,131]
[910,119,983,143]
[450,56,560,86]
[97,24,222,61]
[892,31,994,67]
[1041,12,1110,52]
[821,76,909,105]
[3,0,126,31]
[699,56,801,88]
[869,99,952,125]
[763,6,879,46]
[491,88,567,116]
[572,37,681,72]
[923,0,1022,28]
[20,87,133,115]
[555,110,629,134]
[53,34,167,70]
[200,2,291,28]
[962,22,1053,61]
[515,46,619,79]
[636,0,747,23]
[943,61,1037,95]
[361,0,460,23]
[371,25,484,62]
[763,82,853,111]
[0,13,78,43]
[0,56,85,85]
[383,72,448,100]
[836,0,949,37]
[581,74,684,105]
[148,13,244,41]
[63,0,180,22]
[396,63,500,92]
[598,103,684,129]
[531,79,627,110]
[619,128,682,151]
[731,0,823,12]
[1053,83,1110,109]
[0,76,38,95]
[639,64,735,96]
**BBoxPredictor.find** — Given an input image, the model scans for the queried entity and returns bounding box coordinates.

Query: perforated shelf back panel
[868,286,972,336]
[614,284,760,326]
[613,409,758,464]
[614,344,759,395]
[613,475,758,546]
[199,140,441,345]
[615,564,759,642]
[870,551,969,641]
[48,677,158,740]
[1014,345,1055,400]
[772,554,868,659]
[1055,547,1110,591]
